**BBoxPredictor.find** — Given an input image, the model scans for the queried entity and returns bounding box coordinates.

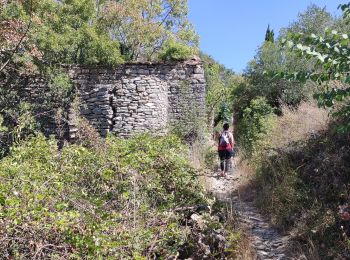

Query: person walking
[218,123,234,177]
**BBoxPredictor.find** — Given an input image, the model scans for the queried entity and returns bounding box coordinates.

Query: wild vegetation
[2,0,350,258]
[194,3,350,259]
[0,133,216,258]
[248,105,350,258]
[0,1,245,258]
[221,4,350,259]
[0,0,198,154]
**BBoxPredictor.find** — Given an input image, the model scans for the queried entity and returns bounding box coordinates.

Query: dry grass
[266,101,329,149]
[234,102,337,258]
[241,101,350,258]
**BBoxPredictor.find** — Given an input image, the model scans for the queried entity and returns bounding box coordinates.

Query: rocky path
[204,164,296,260]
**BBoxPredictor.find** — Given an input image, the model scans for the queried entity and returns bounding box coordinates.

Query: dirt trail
[204,161,297,260]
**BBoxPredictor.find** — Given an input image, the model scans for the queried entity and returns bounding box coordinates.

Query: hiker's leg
[220,160,225,172]
[224,150,233,173]
[218,151,225,173]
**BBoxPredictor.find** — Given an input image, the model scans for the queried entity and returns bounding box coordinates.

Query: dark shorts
[218,149,233,160]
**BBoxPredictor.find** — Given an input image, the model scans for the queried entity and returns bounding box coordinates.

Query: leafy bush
[170,113,207,145]
[238,97,275,156]
[0,134,209,259]
[169,81,207,144]
[159,39,193,61]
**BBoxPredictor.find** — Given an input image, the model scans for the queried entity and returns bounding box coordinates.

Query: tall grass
[241,102,350,258]
[265,102,329,149]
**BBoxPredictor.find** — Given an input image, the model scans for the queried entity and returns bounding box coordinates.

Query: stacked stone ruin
[68,57,206,138]
[14,57,206,139]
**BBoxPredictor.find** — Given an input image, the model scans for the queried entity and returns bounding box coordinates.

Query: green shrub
[253,155,307,227]
[169,81,207,144]
[0,134,208,259]
[204,145,218,170]
[238,97,276,156]
[159,39,193,61]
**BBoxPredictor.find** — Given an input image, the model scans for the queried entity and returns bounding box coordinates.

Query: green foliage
[10,102,36,144]
[238,97,275,156]
[204,145,218,170]
[1,0,198,67]
[46,71,73,102]
[202,54,239,127]
[233,4,335,156]
[0,67,74,155]
[238,4,333,118]
[159,39,193,61]
[277,5,350,132]
[225,231,242,256]
[265,24,274,43]
[280,4,333,36]
[0,134,209,258]
[99,0,198,61]
[245,41,316,109]
[169,79,207,143]
[33,0,124,66]
[170,104,207,144]
[217,103,232,124]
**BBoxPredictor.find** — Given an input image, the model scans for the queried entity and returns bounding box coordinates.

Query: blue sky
[188,1,341,73]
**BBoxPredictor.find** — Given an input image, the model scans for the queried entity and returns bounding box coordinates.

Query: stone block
[69,127,78,133]
[137,85,146,92]
[80,109,90,115]
[101,110,113,115]
[194,66,204,74]
[93,108,102,114]
[121,78,130,83]
[138,69,150,75]
[192,73,204,80]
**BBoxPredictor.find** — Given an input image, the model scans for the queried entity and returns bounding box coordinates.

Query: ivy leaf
[341,38,349,47]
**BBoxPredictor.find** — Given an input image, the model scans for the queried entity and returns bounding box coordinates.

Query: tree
[280,4,333,36]
[241,4,334,113]
[0,0,39,73]
[0,0,125,70]
[276,3,350,132]
[265,24,274,43]
[230,4,335,146]
[1,0,198,66]
[99,0,198,61]
[202,54,240,127]
[33,0,123,66]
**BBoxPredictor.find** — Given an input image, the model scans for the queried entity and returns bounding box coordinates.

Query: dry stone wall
[68,58,206,138]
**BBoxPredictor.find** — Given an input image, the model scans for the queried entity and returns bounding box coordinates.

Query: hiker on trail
[218,123,234,177]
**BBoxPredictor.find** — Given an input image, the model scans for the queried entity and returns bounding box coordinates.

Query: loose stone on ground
[204,164,294,260]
